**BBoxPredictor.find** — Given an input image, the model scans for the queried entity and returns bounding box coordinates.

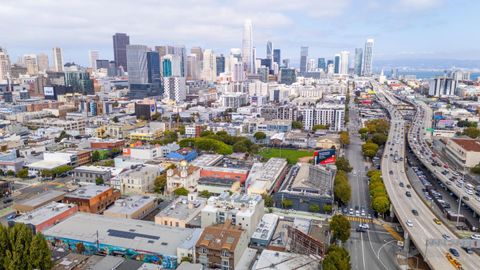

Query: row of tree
[322,244,351,270]
[367,170,391,215]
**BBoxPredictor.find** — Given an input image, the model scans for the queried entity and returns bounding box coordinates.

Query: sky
[0,0,478,68]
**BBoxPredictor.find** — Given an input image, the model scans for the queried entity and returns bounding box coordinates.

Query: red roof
[451,138,480,152]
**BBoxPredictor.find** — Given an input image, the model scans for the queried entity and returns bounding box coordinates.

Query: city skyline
[1,0,479,67]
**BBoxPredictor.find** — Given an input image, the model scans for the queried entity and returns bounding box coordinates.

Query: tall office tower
[113,33,130,71]
[242,19,253,74]
[317,58,326,71]
[37,53,49,72]
[52,47,64,72]
[146,51,160,87]
[362,38,374,76]
[216,54,225,76]
[327,59,333,67]
[266,41,273,68]
[252,47,257,74]
[190,47,203,62]
[230,48,242,61]
[307,58,316,72]
[162,54,181,77]
[300,46,308,74]
[354,48,363,76]
[428,77,457,97]
[0,47,11,81]
[273,49,281,65]
[334,54,340,74]
[172,46,187,77]
[186,54,199,80]
[339,51,350,75]
[163,76,186,102]
[126,45,149,85]
[89,50,100,70]
[232,62,245,82]
[23,54,38,75]
[202,49,217,82]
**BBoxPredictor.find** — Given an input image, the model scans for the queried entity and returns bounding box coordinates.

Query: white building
[339,51,350,75]
[201,192,264,236]
[124,143,180,160]
[89,50,100,70]
[246,158,288,195]
[0,47,11,81]
[202,49,217,82]
[362,39,374,76]
[221,92,248,108]
[302,103,345,131]
[166,161,201,194]
[115,165,163,194]
[242,19,253,74]
[52,47,64,72]
[163,76,186,102]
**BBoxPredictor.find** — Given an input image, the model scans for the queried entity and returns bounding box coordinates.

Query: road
[344,98,398,270]
[376,84,480,270]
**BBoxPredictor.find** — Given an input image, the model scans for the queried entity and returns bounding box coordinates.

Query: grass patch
[259,148,314,164]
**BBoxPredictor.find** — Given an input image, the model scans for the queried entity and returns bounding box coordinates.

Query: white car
[466,189,474,195]
[359,223,369,229]
[406,220,414,227]
[471,234,480,240]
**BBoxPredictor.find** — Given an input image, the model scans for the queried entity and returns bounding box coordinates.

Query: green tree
[323,204,333,213]
[6,170,14,177]
[322,245,351,270]
[253,131,267,141]
[471,163,480,175]
[29,233,53,270]
[199,190,213,198]
[0,169,3,176]
[372,196,390,214]
[335,156,353,173]
[262,193,274,207]
[154,174,167,193]
[102,159,115,167]
[362,142,379,159]
[16,168,29,179]
[358,127,369,135]
[291,121,304,130]
[112,116,119,123]
[173,187,189,196]
[91,150,100,162]
[339,131,350,146]
[334,171,351,205]
[463,127,480,139]
[95,177,104,185]
[180,256,193,263]
[178,125,186,135]
[281,199,293,209]
[312,124,329,132]
[372,133,388,146]
[329,215,351,243]
[233,141,249,153]
[55,130,70,143]
[308,204,321,213]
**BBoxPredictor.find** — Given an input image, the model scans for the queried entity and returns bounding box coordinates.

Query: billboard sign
[314,149,336,165]
[43,86,54,96]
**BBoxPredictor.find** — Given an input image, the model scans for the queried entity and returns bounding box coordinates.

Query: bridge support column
[403,231,410,253]
[390,205,395,219]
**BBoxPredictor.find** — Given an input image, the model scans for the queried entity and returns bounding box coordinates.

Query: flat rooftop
[190,154,223,167]
[14,202,76,226]
[43,213,200,256]
[74,165,112,173]
[104,195,156,216]
[156,196,206,221]
[254,249,319,270]
[27,159,68,169]
[14,190,65,208]
[251,214,279,241]
[65,185,112,199]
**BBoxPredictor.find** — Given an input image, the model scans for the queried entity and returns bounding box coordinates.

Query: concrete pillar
[403,231,410,253]
[390,204,395,219]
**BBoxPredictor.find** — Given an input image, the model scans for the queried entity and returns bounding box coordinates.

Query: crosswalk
[345,216,374,223]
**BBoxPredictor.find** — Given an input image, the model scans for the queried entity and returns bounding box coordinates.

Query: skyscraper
[273,49,281,65]
[0,47,11,81]
[89,50,100,70]
[334,54,340,74]
[162,54,181,77]
[216,54,225,76]
[52,47,64,72]
[113,33,130,71]
[37,53,49,72]
[242,19,253,74]
[317,58,326,71]
[300,46,308,74]
[362,39,374,76]
[339,51,350,75]
[163,76,186,102]
[23,54,38,75]
[126,45,149,85]
[147,51,160,86]
[186,54,199,80]
[354,48,363,76]
[266,41,273,70]
[202,49,217,82]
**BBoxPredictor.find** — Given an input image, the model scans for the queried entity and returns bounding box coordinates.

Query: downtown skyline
[1,0,480,67]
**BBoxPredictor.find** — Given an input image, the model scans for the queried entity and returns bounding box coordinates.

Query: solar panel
[107,229,160,240]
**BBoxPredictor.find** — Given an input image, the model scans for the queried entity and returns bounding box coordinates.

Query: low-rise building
[90,139,125,150]
[250,214,279,247]
[253,249,320,270]
[201,193,264,236]
[445,137,480,168]
[9,202,78,233]
[166,148,198,162]
[27,159,69,177]
[104,195,158,219]
[122,143,180,160]
[0,150,24,173]
[245,158,288,195]
[13,190,66,213]
[73,165,113,185]
[195,221,249,270]
[190,154,223,167]
[166,161,201,194]
[197,177,241,195]
[200,166,249,185]
[116,165,163,194]
[63,185,120,213]
[155,194,207,228]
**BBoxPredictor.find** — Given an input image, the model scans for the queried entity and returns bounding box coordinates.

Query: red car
[443,164,449,169]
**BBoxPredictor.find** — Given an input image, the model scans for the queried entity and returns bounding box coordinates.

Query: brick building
[63,185,120,213]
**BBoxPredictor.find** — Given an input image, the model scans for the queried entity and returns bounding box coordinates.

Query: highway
[375,84,480,270]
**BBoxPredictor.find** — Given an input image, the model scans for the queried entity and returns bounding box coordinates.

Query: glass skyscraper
[354,48,363,76]
[216,54,225,76]
[113,33,130,71]
[362,39,374,76]
[300,46,308,74]
[273,49,281,65]
[317,58,326,71]
[334,54,340,74]
[162,58,172,77]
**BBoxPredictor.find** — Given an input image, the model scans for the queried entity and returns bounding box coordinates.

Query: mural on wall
[45,236,177,268]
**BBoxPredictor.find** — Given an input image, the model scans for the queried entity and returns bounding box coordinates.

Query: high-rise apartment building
[428,77,457,97]
[186,54,199,80]
[266,41,273,70]
[334,54,340,74]
[302,104,345,131]
[300,46,308,74]
[89,50,100,70]
[273,49,281,66]
[113,33,130,71]
[242,19,253,74]
[162,54,181,77]
[52,47,64,72]
[317,58,326,71]
[37,53,49,72]
[339,51,350,75]
[362,38,374,76]
[0,47,11,81]
[354,48,363,76]
[216,54,225,76]
[23,54,38,75]
[202,49,217,82]
[163,76,186,102]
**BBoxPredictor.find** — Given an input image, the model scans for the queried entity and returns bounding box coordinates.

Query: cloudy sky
[0,0,478,67]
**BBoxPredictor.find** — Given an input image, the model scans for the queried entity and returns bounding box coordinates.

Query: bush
[309,204,321,213]
[173,187,189,196]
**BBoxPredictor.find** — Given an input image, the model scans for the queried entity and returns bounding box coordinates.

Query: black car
[411,209,418,216]
[399,182,404,187]
[405,191,411,197]
[449,248,460,257]
[462,247,473,254]
[2,198,13,204]
[389,170,393,175]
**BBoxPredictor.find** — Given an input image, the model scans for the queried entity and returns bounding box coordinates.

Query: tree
[262,193,274,207]
[199,190,213,198]
[178,125,186,135]
[29,233,53,270]
[323,204,333,213]
[233,141,249,153]
[154,174,167,193]
[313,124,329,132]
[181,256,193,263]
[372,196,390,214]
[471,163,480,175]
[462,127,480,139]
[291,121,304,130]
[16,168,28,179]
[362,142,379,158]
[330,215,351,243]
[334,171,351,205]
[253,131,267,141]
[55,130,70,143]
[112,116,119,123]
[173,187,189,196]
[372,133,388,146]
[0,169,3,176]
[335,157,353,173]
[95,177,104,185]
[6,170,14,177]
[102,159,115,167]
[309,204,321,213]
[92,150,100,162]
[358,128,369,135]
[281,199,293,209]
[322,245,351,270]
[339,131,350,146]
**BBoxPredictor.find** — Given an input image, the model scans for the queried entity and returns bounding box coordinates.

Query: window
[222,250,229,257]
[222,259,230,270]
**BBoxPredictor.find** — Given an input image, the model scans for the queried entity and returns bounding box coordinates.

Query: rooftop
[190,154,223,167]
[156,196,206,222]
[14,202,76,226]
[254,250,320,270]
[65,185,112,199]
[450,137,480,152]
[43,213,201,256]
[196,221,245,252]
[251,214,279,241]
[104,195,156,216]
[74,165,112,173]
[27,159,68,169]
[14,190,65,208]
